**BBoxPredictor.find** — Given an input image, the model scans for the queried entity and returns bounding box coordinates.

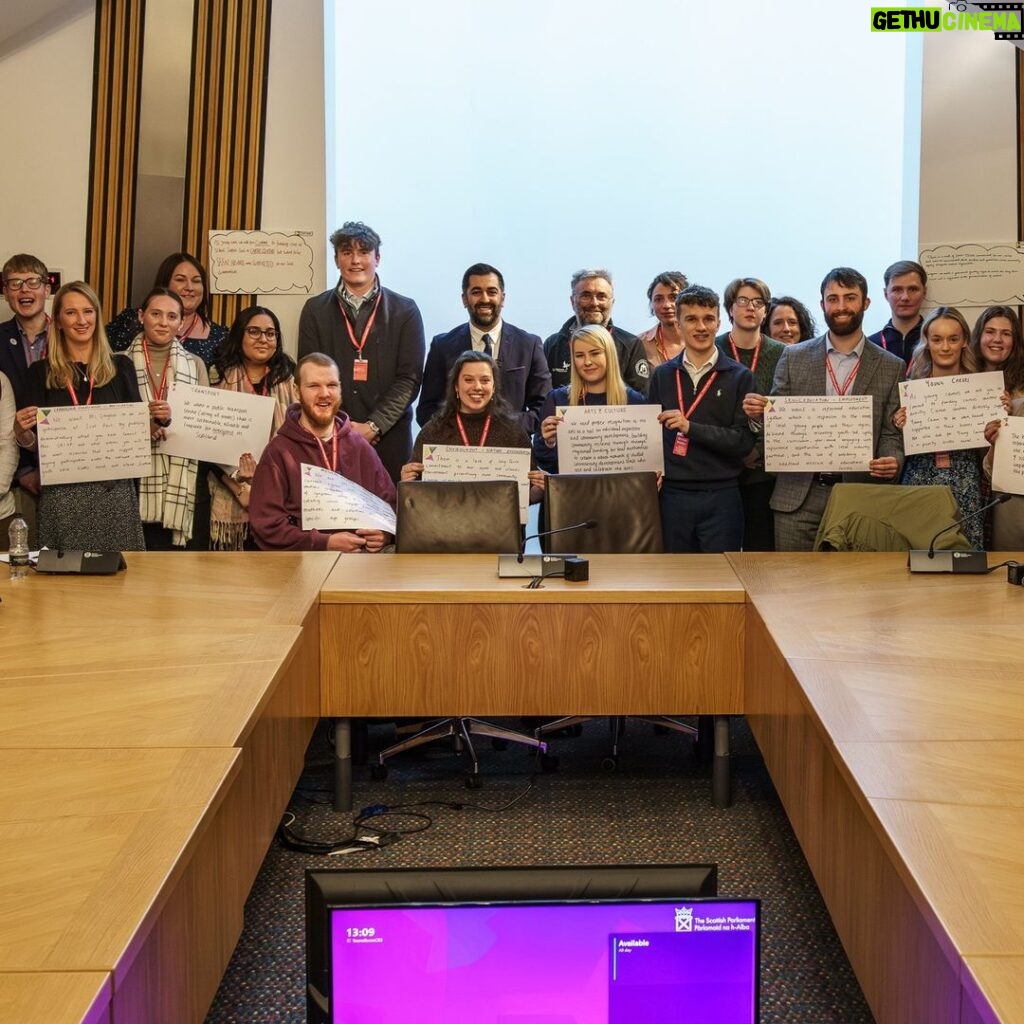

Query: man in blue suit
[417,263,551,434]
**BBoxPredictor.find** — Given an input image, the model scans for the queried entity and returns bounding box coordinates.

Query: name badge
[934,451,950,470]
[352,358,369,382]
[672,434,689,458]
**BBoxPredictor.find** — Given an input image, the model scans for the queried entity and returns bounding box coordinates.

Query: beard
[824,308,865,337]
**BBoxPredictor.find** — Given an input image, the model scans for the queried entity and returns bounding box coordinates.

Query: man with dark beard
[417,263,550,433]
[741,267,905,551]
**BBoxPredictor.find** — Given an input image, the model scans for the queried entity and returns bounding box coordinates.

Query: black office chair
[373,479,546,787]
[535,472,702,771]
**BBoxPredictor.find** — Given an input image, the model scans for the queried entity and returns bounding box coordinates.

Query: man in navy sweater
[648,284,755,553]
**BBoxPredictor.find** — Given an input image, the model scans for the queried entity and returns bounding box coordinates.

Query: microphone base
[907,549,989,574]
[498,554,575,579]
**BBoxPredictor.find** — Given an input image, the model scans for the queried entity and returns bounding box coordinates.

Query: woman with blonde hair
[533,324,646,474]
[13,281,145,551]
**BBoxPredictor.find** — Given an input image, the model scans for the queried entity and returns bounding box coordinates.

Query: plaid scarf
[127,335,199,546]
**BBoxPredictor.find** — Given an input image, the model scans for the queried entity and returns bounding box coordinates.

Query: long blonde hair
[46,281,117,389]
[908,306,977,380]
[568,324,628,406]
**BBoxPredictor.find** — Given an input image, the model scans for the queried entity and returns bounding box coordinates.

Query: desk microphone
[907,494,1009,574]
[516,520,598,563]
[498,520,598,578]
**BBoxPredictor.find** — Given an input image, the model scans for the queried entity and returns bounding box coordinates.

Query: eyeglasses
[4,276,45,292]
[245,326,278,341]
[733,297,765,309]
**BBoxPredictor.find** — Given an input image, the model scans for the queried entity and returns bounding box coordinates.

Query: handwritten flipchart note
[300,463,397,533]
[420,444,531,523]
[898,372,1004,457]
[991,418,1024,496]
[556,404,663,474]
[208,229,316,295]
[919,243,1024,306]
[36,403,151,485]
[161,383,276,465]
[763,395,873,473]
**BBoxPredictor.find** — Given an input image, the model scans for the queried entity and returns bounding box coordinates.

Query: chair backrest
[543,472,663,554]
[813,483,972,552]
[395,479,522,553]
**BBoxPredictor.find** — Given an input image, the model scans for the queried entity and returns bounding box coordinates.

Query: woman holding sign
[402,351,544,502]
[207,306,298,549]
[893,307,985,548]
[126,288,209,550]
[13,281,145,552]
[533,324,647,475]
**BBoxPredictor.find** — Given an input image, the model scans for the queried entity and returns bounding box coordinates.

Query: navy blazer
[417,321,551,433]
[0,317,33,407]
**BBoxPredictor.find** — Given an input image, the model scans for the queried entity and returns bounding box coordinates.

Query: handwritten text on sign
[208,229,315,295]
[764,395,873,473]
[300,463,397,533]
[421,444,531,523]
[556,404,663,474]
[160,383,276,465]
[898,371,1003,456]
[36,403,151,485]
[991,418,1024,496]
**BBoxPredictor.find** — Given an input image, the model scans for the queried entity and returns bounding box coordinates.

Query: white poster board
[421,444,531,523]
[898,372,1004,456]
[300,463,397,533]
[763,395,873,473]
[991,418,1024,496]
[160,383,276,464]
[208,229,316,295]
[556,404,662,474]
[919,243,1024,306]
[36,403,151,485]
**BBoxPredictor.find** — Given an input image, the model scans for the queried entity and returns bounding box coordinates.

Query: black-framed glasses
[4,276,45,291]
[245,326,278,340]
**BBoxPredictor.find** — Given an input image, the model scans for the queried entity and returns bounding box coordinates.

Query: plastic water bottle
[8,517,29,580]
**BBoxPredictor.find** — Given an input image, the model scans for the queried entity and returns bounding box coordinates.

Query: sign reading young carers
[36,403,151,485]
[898,372,1004,456]
[555,404,663,475]
[763,395,874,473]
[160,382,276,465]
[421,444,531,523]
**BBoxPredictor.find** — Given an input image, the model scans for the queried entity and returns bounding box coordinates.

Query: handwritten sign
[764,395,873,473]
[556,404,662,474]
[37,403,151,485]
[898,371,1003,456]
[421,444,531,523]
[161,383,276,465]
[919,243,1024,306]
[300,463,397,533]
[991,418,1024,496]
[208,229,316,295]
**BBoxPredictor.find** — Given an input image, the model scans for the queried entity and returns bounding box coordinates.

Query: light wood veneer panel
[0,973,111,1024]
[962,957,1024,1024]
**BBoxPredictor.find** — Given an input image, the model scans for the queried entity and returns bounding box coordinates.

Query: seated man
[249,353,396,551]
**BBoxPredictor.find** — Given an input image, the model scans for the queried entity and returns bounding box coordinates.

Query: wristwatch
[367,420,382,437]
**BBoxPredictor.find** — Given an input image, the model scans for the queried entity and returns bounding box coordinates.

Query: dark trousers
[659,485,744,553]
[740,479,776,551]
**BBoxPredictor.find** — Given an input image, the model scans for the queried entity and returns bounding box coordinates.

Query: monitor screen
[328,898,759,1023]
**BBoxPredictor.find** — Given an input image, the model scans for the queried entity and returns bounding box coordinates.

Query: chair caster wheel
[492,738,509,750]
[601,756,618,772]
[370,764,388,781]
[541,753,560,772]
[465,774,483,790]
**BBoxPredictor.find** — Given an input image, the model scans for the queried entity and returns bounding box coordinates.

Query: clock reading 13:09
[346,927,376,938]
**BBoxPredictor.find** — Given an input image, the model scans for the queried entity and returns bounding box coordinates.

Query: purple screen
[329,899,758,1023]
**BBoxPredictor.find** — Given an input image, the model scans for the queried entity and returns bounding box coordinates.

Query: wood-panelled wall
[184,0,273,329]
[84,1,145,318]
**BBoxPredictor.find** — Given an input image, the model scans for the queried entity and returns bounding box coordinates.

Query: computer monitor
[307,864,759,1024]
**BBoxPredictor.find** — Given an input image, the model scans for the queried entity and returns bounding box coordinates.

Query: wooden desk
[0,973,111,1024]
[320,553,746,810]
[729,552,1024,1024]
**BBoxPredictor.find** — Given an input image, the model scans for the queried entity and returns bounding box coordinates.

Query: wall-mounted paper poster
[300,463,397,533]
[421,444,531,523]
[556,404,663,474]
[919,243,1024,306]
[763,395,873,473]
[160,382,276,465]
[208,229,316,294]
[898,371,1004,456]
[36,403,151,485]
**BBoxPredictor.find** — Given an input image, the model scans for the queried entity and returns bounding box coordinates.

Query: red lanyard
[177,312,200,340]
[728,333,760,374]
[825,353,860,396]
[312,428,338,472]
[456,413,491,447]
[66,372,94,406]
[655,327,668,365]
[675,368,719,419]
[878,328,888,351]
[339,291,382,358]
[142,339,172,400]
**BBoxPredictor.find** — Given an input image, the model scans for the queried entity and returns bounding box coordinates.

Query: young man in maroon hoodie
[249,353,396,551]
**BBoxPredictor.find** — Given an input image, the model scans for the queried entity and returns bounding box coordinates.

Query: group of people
[1,227,1020,556]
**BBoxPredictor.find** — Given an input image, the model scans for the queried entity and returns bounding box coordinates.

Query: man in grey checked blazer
[743,267,905,551]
